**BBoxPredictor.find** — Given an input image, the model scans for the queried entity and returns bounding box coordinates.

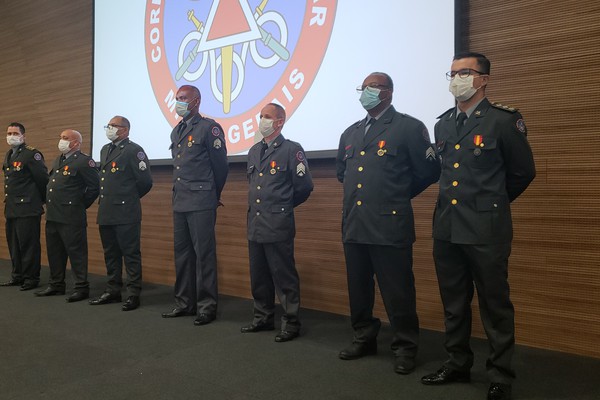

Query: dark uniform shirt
[170,114,228,212]
[433,98,536,244]
[3,144,48,218]
[247,134,314,243]
[97,138,153,225]
[336,106,441,246]
[46,151,100,226]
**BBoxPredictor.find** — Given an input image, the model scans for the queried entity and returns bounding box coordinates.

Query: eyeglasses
[356,84,391,93]
[104,124,125,129]
[446,68,486,80]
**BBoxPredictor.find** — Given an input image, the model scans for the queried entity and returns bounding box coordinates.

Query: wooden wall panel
[0,0,598,358]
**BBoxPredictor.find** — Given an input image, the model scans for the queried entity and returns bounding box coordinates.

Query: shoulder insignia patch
[88,159,96,168]
[211,126,222,137]
[516,119,527,134]
[137,151,146,160]
[296,151,305,162]
[33,153,42,161]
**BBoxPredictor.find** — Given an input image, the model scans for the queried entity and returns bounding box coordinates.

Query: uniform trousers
[99,223,142,296]
[5,216,41,285]
[343,243,418,357]
[45,221,89,293]
[173,209,217,315]
[248,238,300,332]
[433,239,515,384]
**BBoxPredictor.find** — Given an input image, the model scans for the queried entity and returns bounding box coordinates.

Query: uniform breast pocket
[470,138,498,169]
[189,181,212,191]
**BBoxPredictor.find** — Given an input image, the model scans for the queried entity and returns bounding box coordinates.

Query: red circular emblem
[145,1,337,155]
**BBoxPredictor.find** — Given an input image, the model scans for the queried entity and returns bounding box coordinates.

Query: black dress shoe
[194,313,216,326]
[0,279,24,287]
[338,340,377,360]
[274,330,299,342]
[121,296,140,311]
[421,366,471,385]
[20,282,39,291]
[89,291,122,305]
[66,292,89,303]
[240,322,275,333]
[394,356,416,375]
[162,308,194,318]
[34,286,66,297]
[488,383,512,400]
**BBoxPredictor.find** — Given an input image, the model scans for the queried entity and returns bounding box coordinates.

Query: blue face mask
[175,101,191,118]
[359,86,382,110]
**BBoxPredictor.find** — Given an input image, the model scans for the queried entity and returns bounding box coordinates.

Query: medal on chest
[270,160,277,175]
[377,140,387,156]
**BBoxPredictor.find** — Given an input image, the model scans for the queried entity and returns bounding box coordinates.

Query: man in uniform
[162,85,228,326]
[241,103,313,342]
[336,72,440,374]
[88,116,153,311]
[420,52,535,400]
[1,122,48,290]
[35,129,100,302]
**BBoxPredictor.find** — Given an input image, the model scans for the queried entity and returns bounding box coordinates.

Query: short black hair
[453,52,491,74]
[8,122,25,134]
[371,72,394,90]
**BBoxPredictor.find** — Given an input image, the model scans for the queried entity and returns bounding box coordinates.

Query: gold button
[455,144,460,150]
[358,166,363,172]
[357,183,362,189]
[176,166,180,169]
[360,151,365,156]
[101,178,104,181]
[177,154,181,158]
[453,162,459,168]
[256,199,260,203]
[357,201,362,206]
[451,199,458,205]
[49,189,53,192]
[52,179,55,182]
[256,212,260,216]
[452,181,458,187]
[257,186,261,190]
[102,170,105,173]
[178,144,181,148]
[259,173,263,177]
[100,187,103,190]
[392,211,397,215]
[100,195,103,198]
[177,177,181,181]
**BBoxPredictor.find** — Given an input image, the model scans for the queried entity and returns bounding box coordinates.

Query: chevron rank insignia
[296,162,306,176]
[426,146,436,161]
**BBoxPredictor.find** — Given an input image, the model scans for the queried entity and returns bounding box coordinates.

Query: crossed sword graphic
[175,0,290,113]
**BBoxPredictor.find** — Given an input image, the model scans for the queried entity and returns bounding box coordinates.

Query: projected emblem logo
[145,0,336,154]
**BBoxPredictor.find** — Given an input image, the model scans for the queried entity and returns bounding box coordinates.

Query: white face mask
[6,134,23,147]
[105,125,119,141]
[58,139,72,154]
[449,75,478,102]
[258,118,278,138]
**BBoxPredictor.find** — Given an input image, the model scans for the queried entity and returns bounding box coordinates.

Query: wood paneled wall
[0,0,598,358]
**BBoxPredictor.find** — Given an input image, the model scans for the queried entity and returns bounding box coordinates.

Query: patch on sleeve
[88,159,96,168]
[34,153,42,161]
[137,151,146,160]
[296,162,306,176]
[296,151,305,162]
[344,144,352,151]
[426,146,436,161]
[139,161,147,171]
[213,138,222,149]
[516,119,527,134]
[212,126,222,137]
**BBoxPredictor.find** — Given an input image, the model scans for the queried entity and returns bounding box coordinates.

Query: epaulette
[491,102,518,113]
[25,145,36,151]
[437,107,455,119]
[81,152,90,157]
